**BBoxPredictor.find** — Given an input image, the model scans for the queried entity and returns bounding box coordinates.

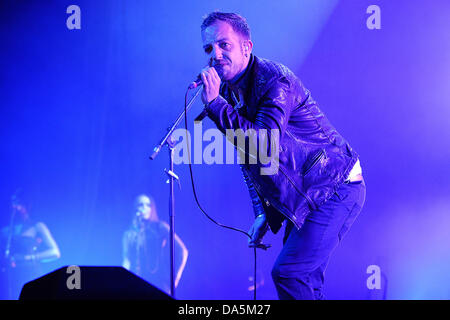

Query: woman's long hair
[131,194,158,229]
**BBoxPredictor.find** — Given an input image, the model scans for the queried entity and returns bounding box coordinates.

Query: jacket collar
[224,53,254,92]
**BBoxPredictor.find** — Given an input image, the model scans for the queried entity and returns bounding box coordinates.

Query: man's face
[201,21,249,82]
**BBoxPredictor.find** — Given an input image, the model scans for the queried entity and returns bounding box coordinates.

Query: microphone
[189,65,223,89]
[191,65,223,121]
[189,76,203,90]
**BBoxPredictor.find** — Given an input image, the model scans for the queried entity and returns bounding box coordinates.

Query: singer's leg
[271,180,366,300]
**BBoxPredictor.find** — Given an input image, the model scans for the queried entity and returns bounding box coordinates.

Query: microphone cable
[183,85,259,300]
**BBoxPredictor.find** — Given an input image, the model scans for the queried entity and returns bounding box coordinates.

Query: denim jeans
[271,179,366,300]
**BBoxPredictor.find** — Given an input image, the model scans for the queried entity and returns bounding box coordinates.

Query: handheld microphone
[189,75,203,90]
[189,65,223,89]
[191,65,224,121]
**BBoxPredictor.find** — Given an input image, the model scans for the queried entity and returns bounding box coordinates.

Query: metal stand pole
[167,137,176,297]
[149,85,202,298]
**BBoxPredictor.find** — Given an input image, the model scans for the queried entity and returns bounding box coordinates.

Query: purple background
[1,0,449,299]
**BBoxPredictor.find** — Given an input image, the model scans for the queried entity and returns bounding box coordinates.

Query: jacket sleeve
[241,166,266,218]
[205,77,293,156]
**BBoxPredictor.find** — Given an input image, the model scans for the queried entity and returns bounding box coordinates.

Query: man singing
[198,11,366,300]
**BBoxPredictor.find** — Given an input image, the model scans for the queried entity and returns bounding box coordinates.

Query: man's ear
[243,40,253,55]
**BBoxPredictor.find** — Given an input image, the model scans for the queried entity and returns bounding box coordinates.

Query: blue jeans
[271,179,366,300]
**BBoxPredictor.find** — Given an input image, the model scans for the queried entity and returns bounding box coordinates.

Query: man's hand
[200,66,221,104]
[248,214,269,248]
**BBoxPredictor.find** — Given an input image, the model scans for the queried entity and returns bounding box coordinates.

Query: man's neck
[229,56,251,86]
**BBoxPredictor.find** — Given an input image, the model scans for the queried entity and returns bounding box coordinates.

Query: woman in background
[122,194,188,295]
[1,191,61,299]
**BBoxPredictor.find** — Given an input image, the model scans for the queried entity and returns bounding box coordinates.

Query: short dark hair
[201,11,251,40]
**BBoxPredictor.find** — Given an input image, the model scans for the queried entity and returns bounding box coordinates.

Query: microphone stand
[149,85,202,298]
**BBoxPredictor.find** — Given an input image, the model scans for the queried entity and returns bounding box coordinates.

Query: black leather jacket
[205,55,359,233]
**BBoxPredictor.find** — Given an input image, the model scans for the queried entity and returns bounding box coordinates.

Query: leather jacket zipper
[278,165,316,211]
[282,129,317,210]
[303,149,325,176]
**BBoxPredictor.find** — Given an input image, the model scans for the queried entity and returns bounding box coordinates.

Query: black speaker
[19,266,174,300]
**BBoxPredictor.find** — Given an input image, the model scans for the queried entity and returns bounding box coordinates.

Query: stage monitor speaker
[19,266,174,300]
